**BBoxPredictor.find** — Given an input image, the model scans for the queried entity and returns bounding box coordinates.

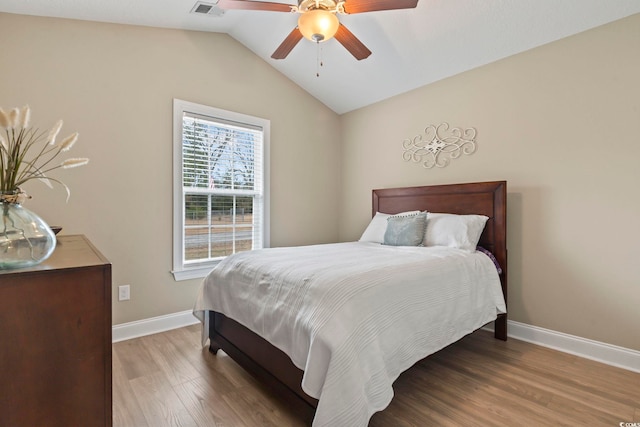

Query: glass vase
[0,201,56,269]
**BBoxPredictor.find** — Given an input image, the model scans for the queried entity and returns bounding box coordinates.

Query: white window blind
[173,100,269,280]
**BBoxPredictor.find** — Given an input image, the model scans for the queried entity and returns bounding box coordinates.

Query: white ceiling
[2,0,639,114]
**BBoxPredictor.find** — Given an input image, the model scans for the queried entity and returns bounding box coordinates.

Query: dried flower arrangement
[0,105,89,203]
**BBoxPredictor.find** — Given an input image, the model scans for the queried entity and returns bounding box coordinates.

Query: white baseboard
[485,320,640,373]
[112,310,200,343]
[113,312,640,374]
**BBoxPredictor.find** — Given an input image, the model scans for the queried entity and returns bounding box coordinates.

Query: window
[172,99,269,280]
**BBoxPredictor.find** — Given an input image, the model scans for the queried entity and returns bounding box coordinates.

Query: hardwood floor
[113,325,640,426]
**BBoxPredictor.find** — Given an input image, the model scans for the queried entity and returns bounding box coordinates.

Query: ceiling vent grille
[191,1,225,17]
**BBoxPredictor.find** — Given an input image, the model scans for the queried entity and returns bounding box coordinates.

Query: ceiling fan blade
[343,0,418,14]
[271,28,304,59]
[217,0,293,12]
[334,23,372,60]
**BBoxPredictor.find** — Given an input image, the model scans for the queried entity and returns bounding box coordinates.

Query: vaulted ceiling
[2,0,639,114]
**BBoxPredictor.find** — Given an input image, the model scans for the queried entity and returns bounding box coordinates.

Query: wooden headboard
[372,181,508,339]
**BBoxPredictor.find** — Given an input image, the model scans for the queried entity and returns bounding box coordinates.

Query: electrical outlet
[118,285,130,301]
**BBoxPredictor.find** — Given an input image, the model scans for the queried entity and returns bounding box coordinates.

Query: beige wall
[339,14,640,351]
[0,13,342,324]
[2,11,638,352]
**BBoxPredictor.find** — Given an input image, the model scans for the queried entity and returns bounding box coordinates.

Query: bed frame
[207,180,507,423]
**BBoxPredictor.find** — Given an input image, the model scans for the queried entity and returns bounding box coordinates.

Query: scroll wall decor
[402,122,477,168]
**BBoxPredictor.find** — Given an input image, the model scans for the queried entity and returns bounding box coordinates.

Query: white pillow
[359,210,421,243]
[424,213,489,251]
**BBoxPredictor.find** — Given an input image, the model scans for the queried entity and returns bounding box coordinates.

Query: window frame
[172,99,270,281]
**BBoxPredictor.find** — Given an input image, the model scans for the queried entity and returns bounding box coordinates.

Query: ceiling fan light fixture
[298,9,340,43]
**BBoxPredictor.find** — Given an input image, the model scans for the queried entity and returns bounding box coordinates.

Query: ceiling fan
[217,0,419,60]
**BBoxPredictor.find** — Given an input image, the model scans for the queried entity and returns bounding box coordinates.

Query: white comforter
[193,242,506,426]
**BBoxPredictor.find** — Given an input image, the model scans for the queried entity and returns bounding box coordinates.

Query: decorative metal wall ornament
[402,123,477,169]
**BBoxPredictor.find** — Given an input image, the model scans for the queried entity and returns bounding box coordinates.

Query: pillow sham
[424,212,488,251]
[359,210,421,243]
[383,213,427,246]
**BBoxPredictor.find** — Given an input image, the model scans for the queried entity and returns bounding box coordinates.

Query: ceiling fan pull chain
[316,40,323,77]
[316,40,322,77]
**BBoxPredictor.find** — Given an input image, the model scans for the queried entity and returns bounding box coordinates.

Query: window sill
[172,263,219,281]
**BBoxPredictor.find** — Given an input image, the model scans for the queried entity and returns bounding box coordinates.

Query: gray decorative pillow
[383,213,427,246]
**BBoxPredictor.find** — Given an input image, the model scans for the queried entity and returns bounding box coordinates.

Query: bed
[193,180,507,426]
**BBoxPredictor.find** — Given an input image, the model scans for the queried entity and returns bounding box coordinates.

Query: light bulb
[298,9,340,42]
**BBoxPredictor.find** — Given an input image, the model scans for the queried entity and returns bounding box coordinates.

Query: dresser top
[0,235,110,276]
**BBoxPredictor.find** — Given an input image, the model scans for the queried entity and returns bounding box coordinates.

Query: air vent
[191,1,225,17]
[195,3,213,13]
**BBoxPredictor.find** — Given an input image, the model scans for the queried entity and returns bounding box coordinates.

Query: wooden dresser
[0,235,112,427]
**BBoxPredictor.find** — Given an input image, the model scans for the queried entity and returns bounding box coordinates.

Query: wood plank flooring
[113,325,640,426]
